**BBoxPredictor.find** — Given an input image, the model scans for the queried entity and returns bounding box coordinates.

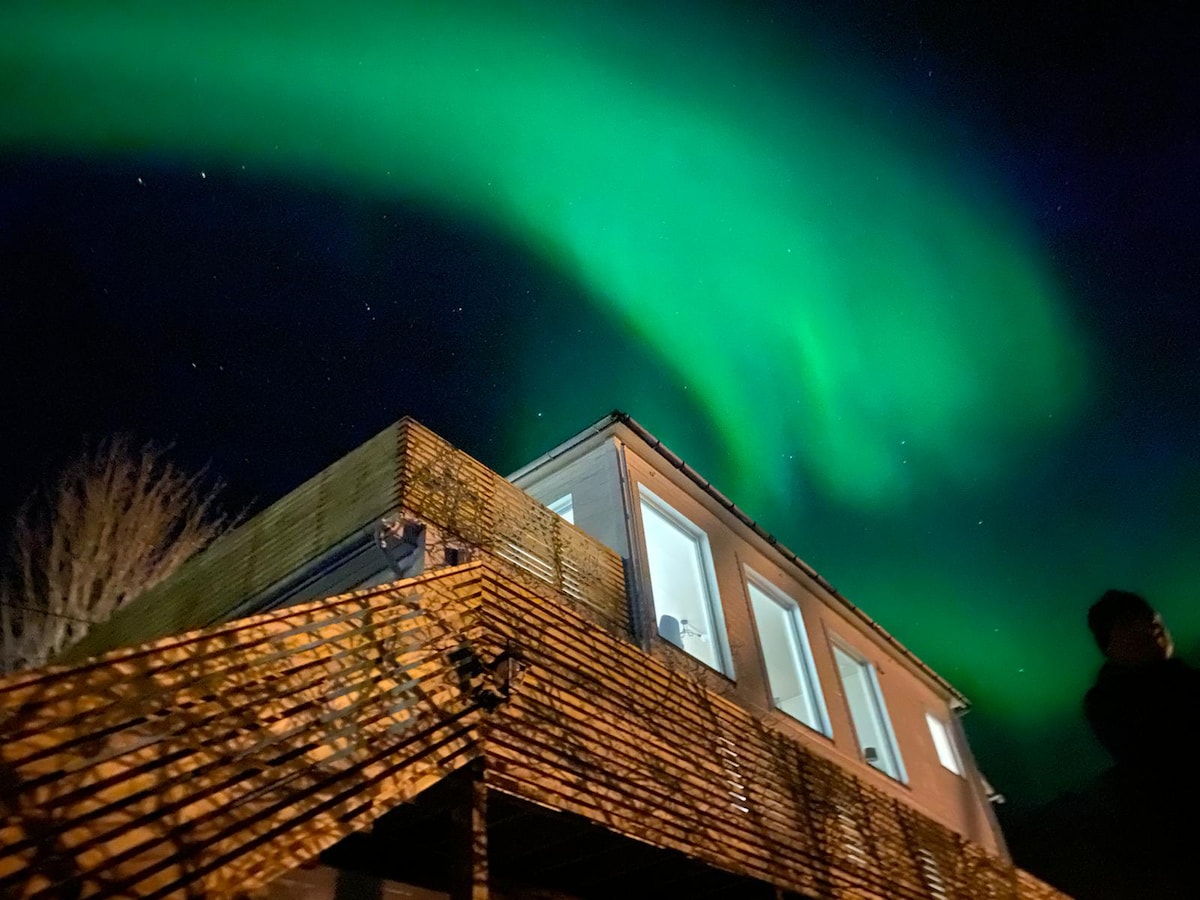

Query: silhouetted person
[1083,589,1200,897]
[1085,590,1200,768]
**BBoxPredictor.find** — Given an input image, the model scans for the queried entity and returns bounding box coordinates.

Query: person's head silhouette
[1087,590,1173,667]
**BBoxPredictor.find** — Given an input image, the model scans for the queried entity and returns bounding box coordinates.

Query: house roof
[510,410,970,709]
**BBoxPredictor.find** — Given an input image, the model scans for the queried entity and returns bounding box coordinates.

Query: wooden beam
[450,767,489,900]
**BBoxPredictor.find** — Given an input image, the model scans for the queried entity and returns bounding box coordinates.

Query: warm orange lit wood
[1,560,1067,899]
[64,420,627,663]
[0,566,490,898]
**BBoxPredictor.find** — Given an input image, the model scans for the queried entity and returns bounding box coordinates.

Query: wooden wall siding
[64,419,626,664]
[1,560,1065,900]
[464,567,1068,900]
[0,565,497,899]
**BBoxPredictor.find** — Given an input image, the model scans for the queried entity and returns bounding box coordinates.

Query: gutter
[505,412,623,482]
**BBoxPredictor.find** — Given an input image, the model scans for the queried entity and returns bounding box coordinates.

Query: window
[548,493,574,524]
[926,712,963,775]
[639,488,730,675]
[746,573,829,735]
[833,644,905,781]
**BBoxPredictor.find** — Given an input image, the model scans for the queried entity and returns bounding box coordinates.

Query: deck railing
[0,565,491,898]
[397,419,628,632]
[63,419,627,662]
[1,562,1067,900]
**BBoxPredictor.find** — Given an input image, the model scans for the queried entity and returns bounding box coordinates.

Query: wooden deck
[1,561,1067,899]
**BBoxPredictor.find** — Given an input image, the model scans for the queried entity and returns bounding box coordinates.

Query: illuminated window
[746,573,829,735]
[833,644,905,782]
[639,488,731,675]
[548,493,574,524]
[926,712,963,775]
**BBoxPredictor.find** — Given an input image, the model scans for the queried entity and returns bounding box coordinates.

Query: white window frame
[637,486,733,677]
[744,568,830,737]
[925,711,963,776]
[831,639,907,783]
[547,493,574,524]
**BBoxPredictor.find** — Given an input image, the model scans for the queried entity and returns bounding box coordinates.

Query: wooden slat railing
[0,565,494,898]
[1,561,1065,899]
[467,566,1068,900]
[64,419,628,662]
[397,421,628,633]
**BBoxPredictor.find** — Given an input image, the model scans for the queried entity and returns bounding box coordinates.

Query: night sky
[2,0,1196,819]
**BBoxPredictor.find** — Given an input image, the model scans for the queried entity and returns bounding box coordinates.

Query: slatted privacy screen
[396,421,628,632]
[64,418,627,662]
[468,568,1067,900]
[2,560,1066,900]
[0,565,493,899]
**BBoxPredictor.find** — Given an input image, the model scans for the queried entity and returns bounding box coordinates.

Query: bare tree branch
[0,437,228,672]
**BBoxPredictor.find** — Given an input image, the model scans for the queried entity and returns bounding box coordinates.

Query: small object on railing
[445,642,524,711]
[377,516,426,578]
[487,645,527,697]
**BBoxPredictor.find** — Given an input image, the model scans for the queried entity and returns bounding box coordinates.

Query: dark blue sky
[2,1,1197,823]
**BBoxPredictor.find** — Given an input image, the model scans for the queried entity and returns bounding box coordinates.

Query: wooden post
[450,770,489,900]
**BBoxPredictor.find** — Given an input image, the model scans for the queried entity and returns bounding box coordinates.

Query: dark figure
[1083,590,1200,897]
[1085,590,1200,768]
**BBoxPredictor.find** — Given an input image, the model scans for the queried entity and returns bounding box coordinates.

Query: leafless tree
[0,437,228,673]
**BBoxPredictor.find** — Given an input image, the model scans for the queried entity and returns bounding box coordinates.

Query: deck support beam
[451,769,489,900]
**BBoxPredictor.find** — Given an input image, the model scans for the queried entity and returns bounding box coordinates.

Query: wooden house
[0,414,1068,899]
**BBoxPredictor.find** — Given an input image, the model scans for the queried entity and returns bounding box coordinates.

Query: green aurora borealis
[6,1,1192,807]
[0,0,1087,502]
